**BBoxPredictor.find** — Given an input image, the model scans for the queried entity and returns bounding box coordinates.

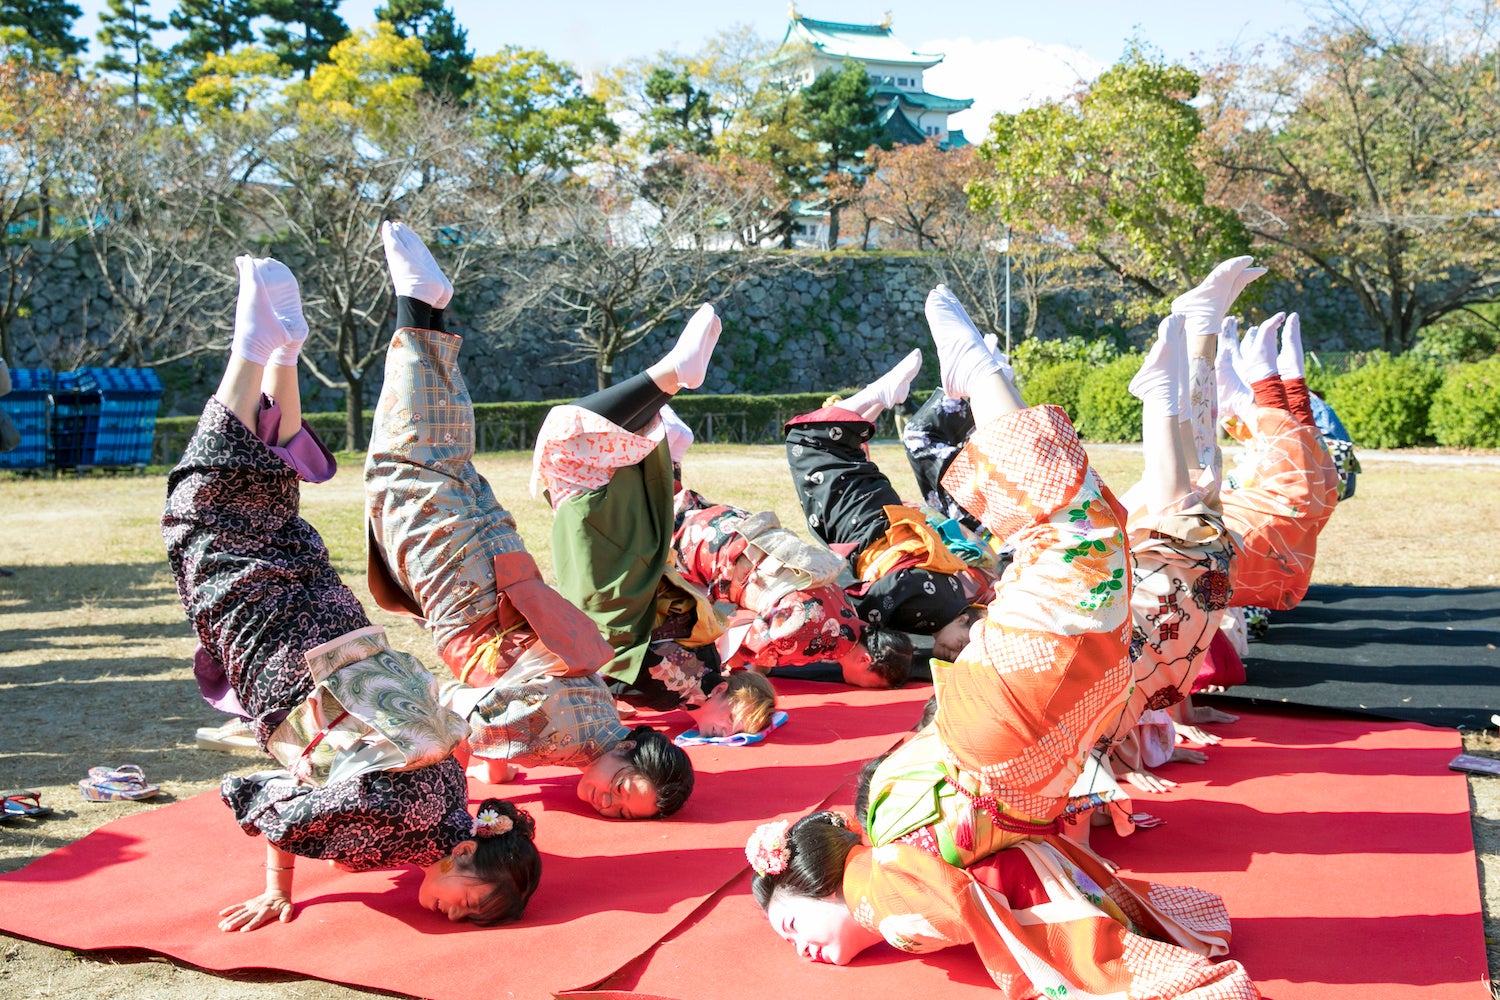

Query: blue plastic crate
[57,368,163,467]
[0,368,53,470]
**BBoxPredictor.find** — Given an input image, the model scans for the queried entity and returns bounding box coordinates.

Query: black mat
[1223,584,1500,729]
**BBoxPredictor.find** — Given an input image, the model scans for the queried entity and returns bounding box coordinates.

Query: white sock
[1230,264,1268,305]
[382,221,453,309]
[233,256,306,367]
[1171,256,1254,339]
[665,303,721,391]
[1278,311,1305,381]
[659,403,693,465]
[1130,315,1184,419]
[1216,326,1254,422]
[842,348,923,419]
[925,285,1000,400]
[1236,312,1283,385]
[982,333,1016,381]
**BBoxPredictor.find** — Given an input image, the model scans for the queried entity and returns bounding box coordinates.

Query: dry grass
[1,440,1498,997]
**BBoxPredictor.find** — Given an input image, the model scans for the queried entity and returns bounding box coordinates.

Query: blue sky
[70,1,1323,133]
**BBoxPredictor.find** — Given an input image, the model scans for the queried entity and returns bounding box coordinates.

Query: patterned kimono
[532,405,725,711]
[865,406,1134,865]
[673,490,863,668]
[365,326,612,688]
[785,405,972,633]
[1221,406,1341,611]
[163,398,472,869]
[841,841,1258,998]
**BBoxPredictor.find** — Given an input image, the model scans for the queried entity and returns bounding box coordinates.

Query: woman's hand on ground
[1169,746,1210,765]
[1175,723,1223,745]
[1122,768,1178,793]
[1187,703,1239,724]
[218,890,294,932]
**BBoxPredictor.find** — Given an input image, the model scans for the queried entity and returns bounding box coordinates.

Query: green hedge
[1017,359,1090,424]
[1428,357,1500,448]
[1326,353,1444,449]
[1076,354,1144,442]
[152,390,838,465]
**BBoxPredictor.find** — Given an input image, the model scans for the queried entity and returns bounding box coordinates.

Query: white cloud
[920,36,1105,139]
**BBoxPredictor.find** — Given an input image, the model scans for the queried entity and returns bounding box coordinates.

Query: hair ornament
[746,820,791,877]
[472,807,513,838]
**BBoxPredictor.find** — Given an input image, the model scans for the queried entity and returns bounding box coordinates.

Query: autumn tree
[243,24,482,448]
[375,0,472,101]
[467,47,618,182]
[0,53,90,363]
[1208,4,1500,353]
[974,43,1250,319]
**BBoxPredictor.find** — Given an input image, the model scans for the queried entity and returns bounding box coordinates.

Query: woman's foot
[382,221,453,308]
[233,256,307,366]
[661,304,721,391]
[925,285,999,400]
[1171,256,1255,336]
[1129,314,1185,418]
[843,348,922,420]
[1278,311,1305,380]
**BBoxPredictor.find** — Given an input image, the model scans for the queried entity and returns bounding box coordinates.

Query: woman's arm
[217,842,296,932]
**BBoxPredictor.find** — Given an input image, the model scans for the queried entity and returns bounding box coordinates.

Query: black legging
[396,296,445,333]
[575,372,671,434]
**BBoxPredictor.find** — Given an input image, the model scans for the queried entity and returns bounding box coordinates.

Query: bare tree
[508,154,799,389]
[237,97,488,449]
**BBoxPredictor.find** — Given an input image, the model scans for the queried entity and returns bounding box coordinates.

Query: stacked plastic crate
[0,368,53,470]
[51,368,164,469]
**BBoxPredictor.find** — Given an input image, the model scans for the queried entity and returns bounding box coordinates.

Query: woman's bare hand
[218,890,294,932]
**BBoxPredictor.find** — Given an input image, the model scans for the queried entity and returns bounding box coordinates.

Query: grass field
[1,441,1497,997]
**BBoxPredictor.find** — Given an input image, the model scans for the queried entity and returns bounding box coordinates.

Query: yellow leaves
[185,47,289,115]
[287,23,428,130]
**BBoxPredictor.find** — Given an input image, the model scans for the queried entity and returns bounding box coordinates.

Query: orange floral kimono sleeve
[842,843,1260,999]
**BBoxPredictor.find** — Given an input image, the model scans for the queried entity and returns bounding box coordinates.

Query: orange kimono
[866,406,1134,863]
[842,841,1259,998]
[1221,406,1340,611]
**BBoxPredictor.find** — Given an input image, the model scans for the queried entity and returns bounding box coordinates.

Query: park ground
[1,442,1498,997]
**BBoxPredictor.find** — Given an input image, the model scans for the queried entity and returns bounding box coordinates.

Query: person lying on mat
[529,301,777,738]
[363,222,692,820]
[162,256,539,930]
[672,480,915,687]
[782,349,995,670]
[744,286,1258,997]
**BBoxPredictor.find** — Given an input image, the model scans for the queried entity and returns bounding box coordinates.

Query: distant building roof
[877,103,929,145]
[942,128,970,149]
[782,10,945,69]
[870,85,974,113]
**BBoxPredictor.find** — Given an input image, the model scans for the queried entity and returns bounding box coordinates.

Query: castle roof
[781,12,945,69]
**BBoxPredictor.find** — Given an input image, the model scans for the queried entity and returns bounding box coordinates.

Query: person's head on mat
[930,606,986,663]
[689,670,777,738]
[418,798,541,925]
[576,724,694,819]
[842,626,915,688]
[749,811,881,965]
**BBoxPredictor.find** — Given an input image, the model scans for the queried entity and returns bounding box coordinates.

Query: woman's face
[931,613,977,662]
[765,889,873,966]
[839,643,880,687]
[576,749,659,819]
[417,845,484,922]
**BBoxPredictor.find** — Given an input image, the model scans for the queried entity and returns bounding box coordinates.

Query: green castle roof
[783,11,945,68]
[870,85,974,112]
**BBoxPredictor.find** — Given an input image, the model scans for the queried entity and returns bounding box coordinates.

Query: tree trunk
[826,202,841,250]
[596,347,615,390]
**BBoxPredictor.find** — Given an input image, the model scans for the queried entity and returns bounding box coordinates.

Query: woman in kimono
[162,255,538,931]
[530,303,776,738]
[363,222,695,820]
[745,285,1258,998]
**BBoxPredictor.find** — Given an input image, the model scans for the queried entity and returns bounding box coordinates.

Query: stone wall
[5,243,1377,416]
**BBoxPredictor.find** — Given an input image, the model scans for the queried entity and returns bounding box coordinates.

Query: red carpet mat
[0,680,930,1000]
[578,706,1489,1000]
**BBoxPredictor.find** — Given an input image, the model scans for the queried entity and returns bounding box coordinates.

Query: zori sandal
[79,765,160,802]
[1,789,53,820]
